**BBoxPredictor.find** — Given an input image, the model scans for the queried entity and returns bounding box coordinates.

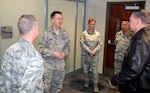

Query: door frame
[103,1,145,76]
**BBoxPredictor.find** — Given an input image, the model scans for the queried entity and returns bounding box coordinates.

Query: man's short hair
[51,11,62,19]
[132,11,149,24]
[18,15,37,35]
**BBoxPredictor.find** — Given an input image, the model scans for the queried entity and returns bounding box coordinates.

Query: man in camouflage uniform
[39,11,70,93]
[0,15,44,93]
[114,20,133,75]
[80,18,102,93]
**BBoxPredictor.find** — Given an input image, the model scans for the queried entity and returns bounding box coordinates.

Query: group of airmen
[1,9,150,93]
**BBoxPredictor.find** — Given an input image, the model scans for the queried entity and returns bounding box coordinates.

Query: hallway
[61,71,118,93]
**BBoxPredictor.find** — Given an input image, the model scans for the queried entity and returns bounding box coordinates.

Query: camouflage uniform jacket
[80,30,102,55]
[0,38,44,93]
[39,26,70,69]
[115,30,132,60]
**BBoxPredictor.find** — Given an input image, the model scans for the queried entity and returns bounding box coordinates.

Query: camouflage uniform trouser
[0,70,3,92]
[114,59,123,75]
[43,63,65,93]
[82,54,99,84]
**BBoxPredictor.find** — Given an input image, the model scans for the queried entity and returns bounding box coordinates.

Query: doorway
[104,1,145,76]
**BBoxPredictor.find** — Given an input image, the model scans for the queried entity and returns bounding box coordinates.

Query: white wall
[145,0,150,10]
[86,0,149,74]
[0,0,44,66]
[0,0,84,74]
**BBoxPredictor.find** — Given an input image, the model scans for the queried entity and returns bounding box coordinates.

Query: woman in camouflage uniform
[80,18,102,93]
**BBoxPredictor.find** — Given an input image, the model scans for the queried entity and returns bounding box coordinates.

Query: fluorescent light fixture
[125,6,140,10]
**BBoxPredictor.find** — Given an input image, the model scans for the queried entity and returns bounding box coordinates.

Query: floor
[0,70,119,93]
[61,71,119,93]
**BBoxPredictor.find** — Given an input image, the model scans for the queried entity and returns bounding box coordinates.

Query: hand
[54,51,60,58]
[89,51,95,56]
[108,80,116,89]
[57,52,65,60]
[54,51,65,60]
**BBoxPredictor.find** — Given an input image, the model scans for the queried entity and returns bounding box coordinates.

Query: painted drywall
[0,0,44,66]
[0,0,83,74]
